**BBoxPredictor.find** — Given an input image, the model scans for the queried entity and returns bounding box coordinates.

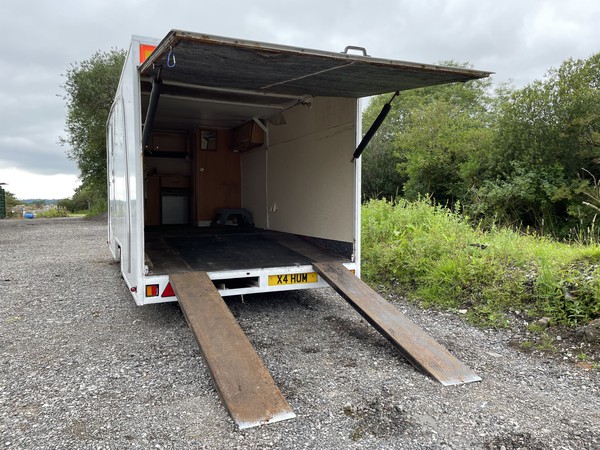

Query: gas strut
[352,91,399,161]
[141,66,163,151]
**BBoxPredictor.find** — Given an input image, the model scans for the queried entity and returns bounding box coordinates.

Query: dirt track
[1,217,598,449]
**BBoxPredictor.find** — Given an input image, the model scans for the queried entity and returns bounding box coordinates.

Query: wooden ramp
[170,271,295,429]
[313,262,481,386]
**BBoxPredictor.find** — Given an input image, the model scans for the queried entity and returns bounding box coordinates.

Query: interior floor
[144,227,351,275]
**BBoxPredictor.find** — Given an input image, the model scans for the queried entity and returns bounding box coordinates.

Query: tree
[397,95,496,206]
[60,49,125,211]
[361,61,500,207]
[361,94,407,200]
[1,190,20,218]
[472,53,600,233]
[362,55,600,237]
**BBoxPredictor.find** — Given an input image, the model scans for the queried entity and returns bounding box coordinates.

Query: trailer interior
[139,37,361,280]
[141,91,357,278]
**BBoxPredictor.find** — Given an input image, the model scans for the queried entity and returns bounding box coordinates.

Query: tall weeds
[362,198,600,328]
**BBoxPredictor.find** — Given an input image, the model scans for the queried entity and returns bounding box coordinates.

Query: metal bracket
[252,117,268,134]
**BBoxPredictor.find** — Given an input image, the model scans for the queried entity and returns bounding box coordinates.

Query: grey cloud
[1,0,599,181]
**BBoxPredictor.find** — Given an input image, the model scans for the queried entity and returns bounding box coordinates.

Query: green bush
[35,208,69,218]
[362,198,600,328]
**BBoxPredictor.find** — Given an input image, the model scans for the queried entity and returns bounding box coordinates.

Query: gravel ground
[1,217,599,449]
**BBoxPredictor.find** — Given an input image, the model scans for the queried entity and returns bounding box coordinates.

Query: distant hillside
[20,199,58,205]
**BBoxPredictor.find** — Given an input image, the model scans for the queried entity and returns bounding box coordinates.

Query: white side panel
[108,36,159,304]
[107,103,118,259]
[240,148,268,229]
[108,97,128,263]
[266,97,357,242]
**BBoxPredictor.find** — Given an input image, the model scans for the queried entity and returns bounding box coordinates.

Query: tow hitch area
[313,262,481,386]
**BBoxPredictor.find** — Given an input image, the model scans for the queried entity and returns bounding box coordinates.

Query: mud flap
[313,262,481,386]
[170,271,295,429]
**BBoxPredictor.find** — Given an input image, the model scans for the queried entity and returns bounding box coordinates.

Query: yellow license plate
[268,272,319,286]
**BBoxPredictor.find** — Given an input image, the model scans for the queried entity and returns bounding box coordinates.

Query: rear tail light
[146,284,159,297]
[145,283,176,298]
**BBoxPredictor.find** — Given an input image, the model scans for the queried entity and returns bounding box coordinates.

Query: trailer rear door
[139,30,491,114]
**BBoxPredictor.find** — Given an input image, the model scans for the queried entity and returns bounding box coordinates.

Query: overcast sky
[1,0,599,199]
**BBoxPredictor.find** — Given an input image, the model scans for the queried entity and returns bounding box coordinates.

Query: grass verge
[361,198,600,329]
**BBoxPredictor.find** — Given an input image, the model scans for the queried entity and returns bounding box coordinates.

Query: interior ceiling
[140,30,493,130]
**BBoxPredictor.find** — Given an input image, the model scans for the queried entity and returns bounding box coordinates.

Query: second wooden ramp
[313,262,481,386]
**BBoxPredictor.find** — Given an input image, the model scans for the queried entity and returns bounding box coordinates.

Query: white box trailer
[107,30,491,428]
[107,29,489,306]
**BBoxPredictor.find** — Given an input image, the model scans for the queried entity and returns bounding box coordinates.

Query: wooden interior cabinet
[195,128,241,221]
[232,120,265,151]
[146,131,189,156]
[160,175,190,188]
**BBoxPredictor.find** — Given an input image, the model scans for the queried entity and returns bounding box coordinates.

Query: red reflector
[146,284,159,297]
[162,282,176,297]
